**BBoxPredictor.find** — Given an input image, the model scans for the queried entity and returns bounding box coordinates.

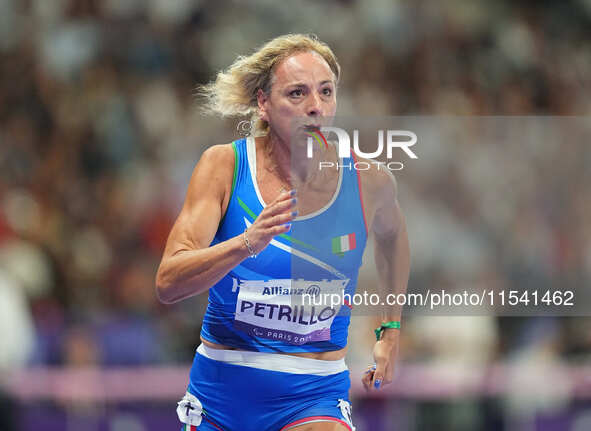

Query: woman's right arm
[155,144,296,304]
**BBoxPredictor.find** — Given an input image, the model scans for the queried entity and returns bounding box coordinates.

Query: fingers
[364,363,377,375]
[260,211,298,229]
[269,188,297,208]
[258,190,297,229]
[269,222,293,235]
[265,190,298,218]
[385,359,395,385]
[371,356,388,390]
[244,190,297,253]
[362,364,376,392]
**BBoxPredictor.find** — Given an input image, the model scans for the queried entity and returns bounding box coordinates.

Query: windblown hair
[197,34,340,136]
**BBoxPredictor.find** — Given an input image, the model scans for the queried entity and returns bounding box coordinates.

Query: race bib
[233,278,349,345]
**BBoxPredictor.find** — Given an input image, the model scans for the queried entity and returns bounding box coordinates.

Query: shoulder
[352,154,398,201]
[353,154,402,238]
[185,142,237,204]
[193,142,236,180]
[199,142,236,167]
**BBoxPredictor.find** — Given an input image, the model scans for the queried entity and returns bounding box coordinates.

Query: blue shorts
[176,345,354,431]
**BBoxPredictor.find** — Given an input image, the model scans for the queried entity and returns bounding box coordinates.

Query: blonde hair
[198,34,340,136]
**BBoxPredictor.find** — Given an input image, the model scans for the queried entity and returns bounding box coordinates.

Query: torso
[203,136,382,360]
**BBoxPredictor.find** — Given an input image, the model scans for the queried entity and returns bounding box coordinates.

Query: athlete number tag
[233,278,349,345]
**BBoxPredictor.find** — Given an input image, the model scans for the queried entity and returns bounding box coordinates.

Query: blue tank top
[200,136,368,352]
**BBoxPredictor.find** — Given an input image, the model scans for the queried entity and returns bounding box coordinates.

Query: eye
[289,89,304,97]
[322,87,333,96]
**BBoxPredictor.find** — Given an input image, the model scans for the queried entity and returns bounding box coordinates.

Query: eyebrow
[286,80,335,88]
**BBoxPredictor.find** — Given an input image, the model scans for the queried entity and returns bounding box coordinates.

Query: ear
[257,88,269,123]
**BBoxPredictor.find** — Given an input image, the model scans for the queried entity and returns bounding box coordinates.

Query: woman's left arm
[361,170,410,392]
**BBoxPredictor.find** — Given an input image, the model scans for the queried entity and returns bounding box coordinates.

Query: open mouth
[303,124,322,132]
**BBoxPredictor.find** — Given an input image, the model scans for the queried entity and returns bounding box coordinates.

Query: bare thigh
[287,422,350,431]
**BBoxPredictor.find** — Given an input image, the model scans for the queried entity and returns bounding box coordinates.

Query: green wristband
[374,321,401,341]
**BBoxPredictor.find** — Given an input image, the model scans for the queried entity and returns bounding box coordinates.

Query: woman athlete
[156,34,410,431]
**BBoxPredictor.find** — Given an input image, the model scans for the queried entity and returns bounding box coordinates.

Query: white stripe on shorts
[196,343,348,376]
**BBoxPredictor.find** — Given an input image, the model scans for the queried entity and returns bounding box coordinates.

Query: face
[257,51,337,146]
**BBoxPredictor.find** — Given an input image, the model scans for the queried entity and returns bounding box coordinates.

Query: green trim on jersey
[219,141,239,227]
[237,196,318,252]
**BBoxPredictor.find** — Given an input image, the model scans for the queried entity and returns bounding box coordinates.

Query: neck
[263,132,316,186]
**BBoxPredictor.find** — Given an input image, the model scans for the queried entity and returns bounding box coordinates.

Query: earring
[237,120,253,137]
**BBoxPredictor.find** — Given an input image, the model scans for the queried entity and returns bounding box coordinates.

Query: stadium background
[1,0,591,430]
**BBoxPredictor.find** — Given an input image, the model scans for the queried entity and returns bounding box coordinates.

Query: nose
[306,92,322,117]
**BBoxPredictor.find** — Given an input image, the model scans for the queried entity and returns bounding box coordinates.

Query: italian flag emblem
[332,233,356,256]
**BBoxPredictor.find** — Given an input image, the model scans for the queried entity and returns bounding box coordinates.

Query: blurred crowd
[0,0,590,385]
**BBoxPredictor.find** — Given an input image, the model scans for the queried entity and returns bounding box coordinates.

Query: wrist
[242,228,257,258]
[381,327,400,341]
[374,320,401,341]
